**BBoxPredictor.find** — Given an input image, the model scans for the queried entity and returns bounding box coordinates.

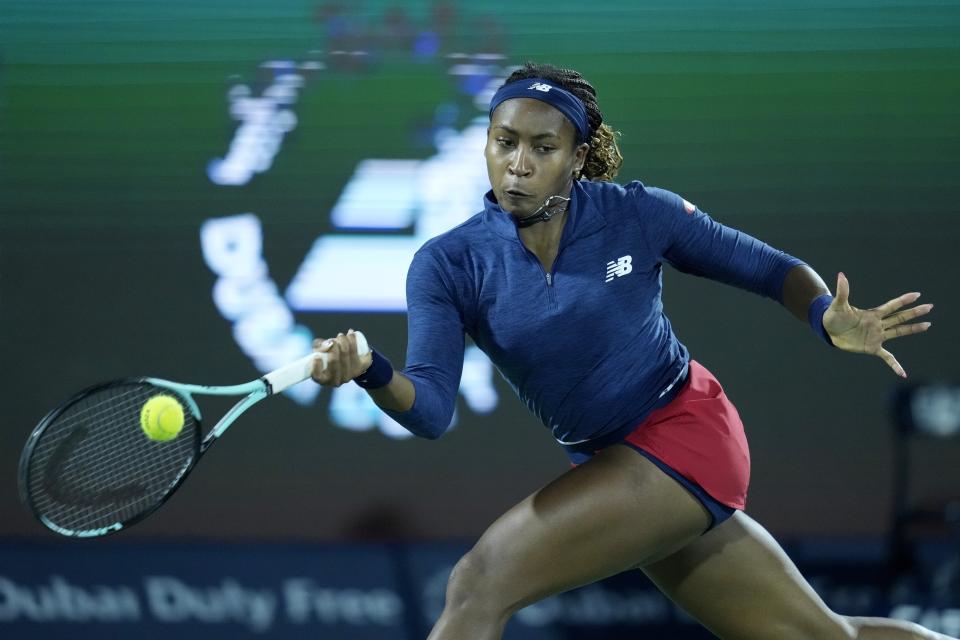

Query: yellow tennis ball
[140,395,185,442]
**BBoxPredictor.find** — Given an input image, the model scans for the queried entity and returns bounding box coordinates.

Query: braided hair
[501,62,623,182]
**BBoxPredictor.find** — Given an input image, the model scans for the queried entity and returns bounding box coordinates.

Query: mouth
[503,188,532,199]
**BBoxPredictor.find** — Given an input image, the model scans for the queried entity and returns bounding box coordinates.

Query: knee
[445,550,483,608]
[444,546,511,618]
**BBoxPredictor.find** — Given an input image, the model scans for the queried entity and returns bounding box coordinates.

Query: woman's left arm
[782,265,933,378]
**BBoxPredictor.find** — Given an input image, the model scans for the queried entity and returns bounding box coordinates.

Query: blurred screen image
[1,0,958,544]
[2,2,960,638]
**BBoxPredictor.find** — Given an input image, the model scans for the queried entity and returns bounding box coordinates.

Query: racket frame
[18,378,203,538]
[19,333,369,538]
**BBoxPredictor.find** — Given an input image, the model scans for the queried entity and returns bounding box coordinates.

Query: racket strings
[25,383,198,534]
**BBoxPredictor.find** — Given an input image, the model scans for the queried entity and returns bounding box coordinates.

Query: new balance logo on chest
[605,255,633,282]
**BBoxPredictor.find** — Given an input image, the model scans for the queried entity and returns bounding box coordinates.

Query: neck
[514,180,573,229]
[519,208,566,243]
[516,183,573,250]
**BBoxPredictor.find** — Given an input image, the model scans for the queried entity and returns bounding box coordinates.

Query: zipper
[543,267,557,307]
[516,236,564,303]
[520,250,557,306]
[547,243,568,287]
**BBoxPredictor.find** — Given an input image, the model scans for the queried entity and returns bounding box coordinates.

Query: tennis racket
[19,332,368,538]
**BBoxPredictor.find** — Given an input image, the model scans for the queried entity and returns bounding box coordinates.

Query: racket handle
[262,331,370,395]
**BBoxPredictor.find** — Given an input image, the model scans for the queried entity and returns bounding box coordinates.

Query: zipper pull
[546,273,553,286]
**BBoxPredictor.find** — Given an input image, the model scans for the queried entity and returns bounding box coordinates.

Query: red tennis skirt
[623,360,750,510]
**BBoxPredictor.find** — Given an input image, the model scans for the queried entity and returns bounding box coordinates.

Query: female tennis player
[312,62,946,640]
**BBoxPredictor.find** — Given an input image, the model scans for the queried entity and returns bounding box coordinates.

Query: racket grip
[262,331,370,394]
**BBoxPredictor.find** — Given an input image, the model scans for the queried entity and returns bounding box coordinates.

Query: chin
[502,204,535,219]
[496,194,537,217]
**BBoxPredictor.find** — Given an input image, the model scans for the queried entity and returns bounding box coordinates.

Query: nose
[508,146,531,177]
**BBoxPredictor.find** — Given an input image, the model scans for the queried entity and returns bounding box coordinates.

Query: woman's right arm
[311,247,466,439]
[365,368,416,413]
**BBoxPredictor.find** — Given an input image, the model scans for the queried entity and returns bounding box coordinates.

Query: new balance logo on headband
[605,255,633,282]
[528,82,553,92]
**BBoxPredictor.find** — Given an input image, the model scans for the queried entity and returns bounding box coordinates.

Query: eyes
[495,138,556,153]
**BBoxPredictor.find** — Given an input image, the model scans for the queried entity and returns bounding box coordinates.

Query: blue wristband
[354,349,394,389]
[808,293,835,346]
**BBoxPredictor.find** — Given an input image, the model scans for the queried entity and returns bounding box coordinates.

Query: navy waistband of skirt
[560,361,690,458]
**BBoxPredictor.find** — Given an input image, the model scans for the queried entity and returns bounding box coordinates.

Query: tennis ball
[140,395,185,442]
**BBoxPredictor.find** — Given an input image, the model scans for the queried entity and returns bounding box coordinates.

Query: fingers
[878,347,907,379]
[310,330,365,387]
[311,337,338,385]
[875,291,922,317]
[878,300,933,343]
[828,274,930,379]
[882,302,933,327]
[834,271,850,306]
[328,332,348,385]
[883,321,932,341]
[346,328,358,357]
[348,328,374,371]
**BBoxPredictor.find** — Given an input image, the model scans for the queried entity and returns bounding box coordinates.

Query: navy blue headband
[489,77,591,144]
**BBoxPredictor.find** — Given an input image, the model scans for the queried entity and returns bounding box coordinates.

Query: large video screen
[2,0,958,541]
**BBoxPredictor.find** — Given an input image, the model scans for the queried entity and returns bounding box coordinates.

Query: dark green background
[1,0,958,541]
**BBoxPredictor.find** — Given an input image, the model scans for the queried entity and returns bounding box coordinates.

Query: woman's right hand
[310,329,373,387]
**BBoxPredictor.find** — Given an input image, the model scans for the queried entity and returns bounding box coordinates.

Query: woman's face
[485,98,588,218]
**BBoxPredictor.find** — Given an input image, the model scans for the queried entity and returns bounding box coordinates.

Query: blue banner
[1,540,958,638]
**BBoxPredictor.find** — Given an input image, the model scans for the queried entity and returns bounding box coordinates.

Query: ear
[573,142,589,175]
[576,141,589,163]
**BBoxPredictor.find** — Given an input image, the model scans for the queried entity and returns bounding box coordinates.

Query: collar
[482,180,607,246]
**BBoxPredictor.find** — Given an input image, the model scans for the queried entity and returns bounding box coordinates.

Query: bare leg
[426,444,711,640]
[643,511,957,640]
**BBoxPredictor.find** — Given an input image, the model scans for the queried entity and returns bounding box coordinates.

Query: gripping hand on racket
[823,272,933,378]
[311,329,373,387]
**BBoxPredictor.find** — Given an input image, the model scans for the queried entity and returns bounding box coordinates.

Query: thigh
[642,511,854,640]
[466,444,711,614]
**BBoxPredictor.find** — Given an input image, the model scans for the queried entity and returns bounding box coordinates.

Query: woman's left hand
[823,272,933,378]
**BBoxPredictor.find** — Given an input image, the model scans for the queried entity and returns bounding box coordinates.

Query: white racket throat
[262,331,370,395]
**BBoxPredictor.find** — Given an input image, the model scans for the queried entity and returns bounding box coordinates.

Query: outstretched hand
[823,272,933,378]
